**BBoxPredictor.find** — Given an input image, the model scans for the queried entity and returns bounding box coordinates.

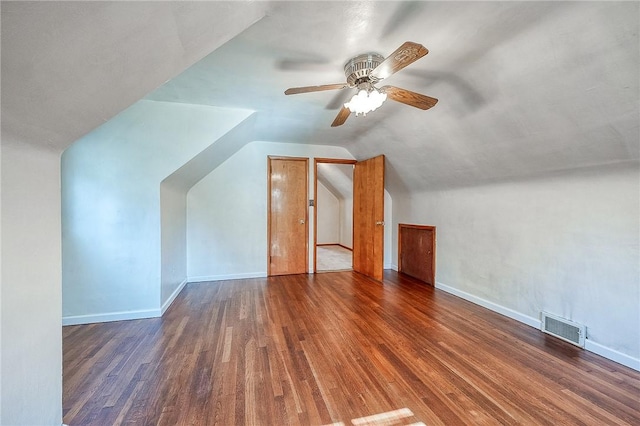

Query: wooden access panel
[398,224,436,285]
[353,155,385,281]
[268,157,308,276]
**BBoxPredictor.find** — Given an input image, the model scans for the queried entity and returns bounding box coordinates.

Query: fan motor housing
[344,53,385,86]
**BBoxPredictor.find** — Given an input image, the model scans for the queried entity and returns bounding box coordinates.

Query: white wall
[160,181,187,311]
[316,182,340,244]
[188,141,357,280]
[1,144,2,423]
[393,164,640,369]
[339,197,353,248]
[384,190,392,269]
[62,100,252,324]
[1,140,62,425]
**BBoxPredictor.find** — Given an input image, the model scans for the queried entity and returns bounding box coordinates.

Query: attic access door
[268,156,309,276]
[353,155,385,281]
[398,224,436,285]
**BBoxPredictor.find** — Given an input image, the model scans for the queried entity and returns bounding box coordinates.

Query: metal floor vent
[541,312,585,348]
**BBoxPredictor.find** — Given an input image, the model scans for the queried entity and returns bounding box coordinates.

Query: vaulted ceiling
[2,1,638,193]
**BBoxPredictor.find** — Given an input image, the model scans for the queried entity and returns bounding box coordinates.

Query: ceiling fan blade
[381,85,438,110]
[370,42,428,81]
[285,83,348,95]
[331,106,351,127]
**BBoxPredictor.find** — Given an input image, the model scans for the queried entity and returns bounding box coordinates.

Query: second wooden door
[353,155,385,281]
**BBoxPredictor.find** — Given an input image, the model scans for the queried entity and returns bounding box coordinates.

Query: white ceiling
[2,1,638,193]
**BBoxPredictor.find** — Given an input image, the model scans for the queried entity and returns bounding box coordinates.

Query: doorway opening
[314,158,356,272]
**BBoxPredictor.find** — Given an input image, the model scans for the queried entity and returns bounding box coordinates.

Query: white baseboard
[161,279,188,315]
[436,281,540,328]
[62,308,161,326]
[435,281,639,371]
[585,340,640,371]
[188,272,267,283]
[389,263,399,271]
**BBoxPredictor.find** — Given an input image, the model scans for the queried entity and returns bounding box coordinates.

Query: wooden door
[268,157,308,276]
[398,224,436,285]
[353,155,385,281]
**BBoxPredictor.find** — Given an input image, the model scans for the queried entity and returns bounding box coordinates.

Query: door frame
[267,156,309,276]
[313,158,357,273]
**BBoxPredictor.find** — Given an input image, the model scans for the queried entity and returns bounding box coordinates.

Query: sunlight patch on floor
[324,407,423,426]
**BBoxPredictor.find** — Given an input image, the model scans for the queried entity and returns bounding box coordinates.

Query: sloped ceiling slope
[147,1,639,193]
[317,163,354,200]
[2,1,638,193]
[1,1,267,151]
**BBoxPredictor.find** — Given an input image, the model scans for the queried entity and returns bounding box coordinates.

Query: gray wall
[187,141,370,280]
[393,164,639,367]
[62,100,251,324]
[1,140,62,425]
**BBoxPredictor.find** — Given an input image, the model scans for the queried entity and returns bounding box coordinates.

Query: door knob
[299,219,305,224]
[376,221,385,226]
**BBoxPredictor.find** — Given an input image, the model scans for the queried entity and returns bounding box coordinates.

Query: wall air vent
[541,312,585,348]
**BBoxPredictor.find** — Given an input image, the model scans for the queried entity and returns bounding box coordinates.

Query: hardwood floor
[63,271,640,425]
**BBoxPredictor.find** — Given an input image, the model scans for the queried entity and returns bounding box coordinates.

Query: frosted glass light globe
[344,88,387,116]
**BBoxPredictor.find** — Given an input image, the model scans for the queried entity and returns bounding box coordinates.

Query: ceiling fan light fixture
[344,87,387,116]
[284,42,435,126]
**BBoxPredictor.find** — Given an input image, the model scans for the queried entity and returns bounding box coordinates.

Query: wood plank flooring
[63,271,640,425]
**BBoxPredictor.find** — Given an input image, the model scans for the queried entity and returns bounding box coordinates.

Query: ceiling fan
[284,41,438,127]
